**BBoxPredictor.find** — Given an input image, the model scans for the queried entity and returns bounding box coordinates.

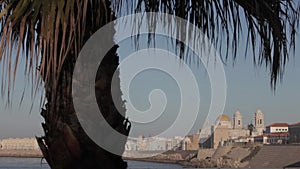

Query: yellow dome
[216,115,231,122]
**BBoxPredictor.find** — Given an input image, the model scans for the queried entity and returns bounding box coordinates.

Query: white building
[125,139,138,151]
[266,123,289,133]
[125,136,183,151]
[254,132,289,144]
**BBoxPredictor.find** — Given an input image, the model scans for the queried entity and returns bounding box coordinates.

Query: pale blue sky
[117,34,300,137]
[0,28,300,139]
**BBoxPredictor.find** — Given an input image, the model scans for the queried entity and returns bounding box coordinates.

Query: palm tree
[0,0,299,168]
[248,123,255,136]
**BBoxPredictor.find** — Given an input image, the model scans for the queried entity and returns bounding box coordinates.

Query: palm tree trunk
[37,45,129,169]
[36,1,129,168]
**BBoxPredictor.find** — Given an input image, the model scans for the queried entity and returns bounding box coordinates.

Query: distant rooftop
[289,122,300,127]
[216,114,231,122]
[266,123,289,128]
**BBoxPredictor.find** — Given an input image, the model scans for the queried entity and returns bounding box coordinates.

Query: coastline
[123,157,182,165]
[123,157,202,168]
[123,150,198,167]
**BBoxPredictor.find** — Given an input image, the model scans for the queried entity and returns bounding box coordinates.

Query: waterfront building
[254,132,289,144]
[265,123,289,133]
[181,133,200,150]
[125,139,138,151]
[253,122,289,145]
[171,136,183,150]
[125,136,183,151]
[200,110,265,149]
[289,122,300,144]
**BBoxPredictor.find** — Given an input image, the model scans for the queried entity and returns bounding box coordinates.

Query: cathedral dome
[216,115,231,122]
[216,115,232,128]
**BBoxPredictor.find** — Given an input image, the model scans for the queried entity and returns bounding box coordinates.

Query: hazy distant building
[182,133,200,150]
[200,110,252,149]
[125,136,183,151]
[289,122,300,144]
[254,132,289,144]
[233,110,243,129]
[253,122,290,145]
[266,123,289,133]
[125,139,138,151]
[253,109,265,136]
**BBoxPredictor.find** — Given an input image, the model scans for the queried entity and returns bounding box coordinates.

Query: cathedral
[200,109,265,149]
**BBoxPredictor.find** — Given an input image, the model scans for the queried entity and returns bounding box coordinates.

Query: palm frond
[0,0,299,103]
[0,0,111,102]
[113,0,300,89]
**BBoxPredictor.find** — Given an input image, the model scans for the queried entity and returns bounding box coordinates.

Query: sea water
[0,157,183,169]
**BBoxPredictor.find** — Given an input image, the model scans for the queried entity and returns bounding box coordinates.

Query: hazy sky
[0,23,300,139]
[117,34,300,137]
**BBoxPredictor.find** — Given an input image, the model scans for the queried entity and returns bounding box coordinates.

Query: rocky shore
[124,143,263,168]
[2,143,299,168]
[123,150,197,165]
[182,144,262,168]
[0,143,260,168]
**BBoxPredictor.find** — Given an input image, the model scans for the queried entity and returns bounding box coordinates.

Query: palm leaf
[0,0,110,103]
[0,0,299,103]
[113,0,300,89]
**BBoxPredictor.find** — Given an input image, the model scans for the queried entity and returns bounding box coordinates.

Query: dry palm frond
[0,0,299,104]
[0,0,111,103]
[113,0,300,89]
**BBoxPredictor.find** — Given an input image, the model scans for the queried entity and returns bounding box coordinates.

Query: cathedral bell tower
[233,110,243,129]
[254,109,265,135]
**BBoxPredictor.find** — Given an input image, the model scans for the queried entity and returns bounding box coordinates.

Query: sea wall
[124,150,198,164]
[0,149,42,157]
[0,138,42,157]
[0,138,40,150]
